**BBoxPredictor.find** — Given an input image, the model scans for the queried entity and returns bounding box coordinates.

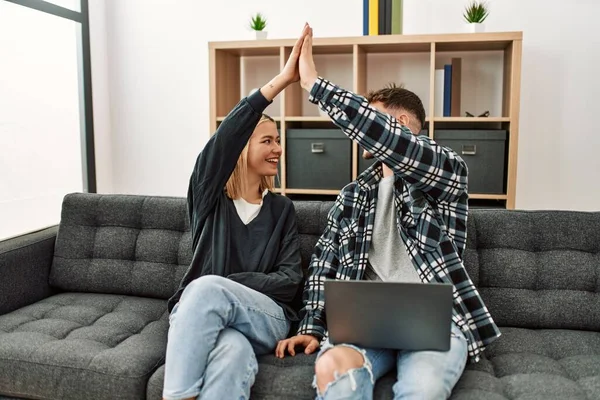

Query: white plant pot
[254,30,268,40]
[465,23,485,33]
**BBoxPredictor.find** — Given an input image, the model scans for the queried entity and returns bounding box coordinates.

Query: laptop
[324,281,454,351]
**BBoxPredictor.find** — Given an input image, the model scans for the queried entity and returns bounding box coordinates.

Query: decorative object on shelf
[364,0,402,35]
[465,110,490,117]
[463,1,489,33]
[249,12,268,39]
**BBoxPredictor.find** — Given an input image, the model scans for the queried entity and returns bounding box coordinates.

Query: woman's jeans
[162,275,290,400]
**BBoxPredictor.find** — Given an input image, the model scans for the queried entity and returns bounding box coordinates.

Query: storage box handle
[462,144,476,156]
[311,143,325,154]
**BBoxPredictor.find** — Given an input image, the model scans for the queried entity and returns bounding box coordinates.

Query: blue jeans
[314,323,468,400]
[162,275,291,400]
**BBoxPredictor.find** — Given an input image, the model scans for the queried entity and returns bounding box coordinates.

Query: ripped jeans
[313,323,468,400]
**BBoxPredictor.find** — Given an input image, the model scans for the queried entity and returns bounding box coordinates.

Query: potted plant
[249,13,268,40]
[463,1,489,33]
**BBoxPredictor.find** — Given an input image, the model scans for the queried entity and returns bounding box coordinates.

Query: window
[44,0,81,12]
[0,0,93,240]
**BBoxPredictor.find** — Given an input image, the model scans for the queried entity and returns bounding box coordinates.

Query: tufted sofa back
[51,194,600,332]
[463,210,600,331]
[51,194,192,299]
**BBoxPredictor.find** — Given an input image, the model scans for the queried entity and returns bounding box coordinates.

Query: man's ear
[395,113,409,126]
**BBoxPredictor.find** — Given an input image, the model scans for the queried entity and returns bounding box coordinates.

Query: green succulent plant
[463,1,489,23]
[249,13,267,31]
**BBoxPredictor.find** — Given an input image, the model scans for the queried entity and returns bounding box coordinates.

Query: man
[275,25,501,399]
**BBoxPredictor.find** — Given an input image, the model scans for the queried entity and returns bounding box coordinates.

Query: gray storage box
[434,130,507,194]
[286,129,351,189]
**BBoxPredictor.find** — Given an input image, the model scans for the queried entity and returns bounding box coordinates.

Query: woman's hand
[259,24,309,101]
[280,23,309,85]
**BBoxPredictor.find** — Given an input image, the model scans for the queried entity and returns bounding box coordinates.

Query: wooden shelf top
[217,116,284,122]
[217,116,509,123]
[469,194,508,200]
[433,117,510,122]
[284,116,331,122]
[217,116,510,124]
[275,188,507,200]
[283,188,342,195]
[210,32,523,55]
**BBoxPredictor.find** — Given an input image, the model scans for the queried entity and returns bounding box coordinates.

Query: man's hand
[275,334,320,358]
[279,23,309,86]
[299,25,318,92]
[260,24,308,101]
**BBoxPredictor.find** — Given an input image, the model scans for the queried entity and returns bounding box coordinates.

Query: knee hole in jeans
[315,346,370,392]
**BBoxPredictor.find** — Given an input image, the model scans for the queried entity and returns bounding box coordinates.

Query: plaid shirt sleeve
[296,192,346,341]
[309,77,468,203]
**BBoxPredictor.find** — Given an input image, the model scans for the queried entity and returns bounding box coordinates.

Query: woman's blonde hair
[225,114,276,199]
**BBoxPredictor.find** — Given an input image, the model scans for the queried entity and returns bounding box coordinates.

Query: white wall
[92,0,363,197]
[91,0,600,210]
[402,0,600,210]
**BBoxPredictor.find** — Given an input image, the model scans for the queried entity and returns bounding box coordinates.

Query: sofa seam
[58,222,189,234]
[52,254,188,267]
[0,356,161,379]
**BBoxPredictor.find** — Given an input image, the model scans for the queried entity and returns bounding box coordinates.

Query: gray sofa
[0,193,599,400]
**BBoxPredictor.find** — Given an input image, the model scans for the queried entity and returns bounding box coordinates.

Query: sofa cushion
[50,193,192,299]
[147,325,600,400]
[147,353,397,400]
[450,327,600,400]
[294,200,334,272]
[465,210,600,331]
[147,354,319,400]
[146,355,318,400]
[0,292,168,400]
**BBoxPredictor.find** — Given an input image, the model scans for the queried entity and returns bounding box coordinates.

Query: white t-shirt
[232,189,269,224]
[365,175,421,283]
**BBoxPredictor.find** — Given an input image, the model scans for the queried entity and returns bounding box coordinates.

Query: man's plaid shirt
[296,77,501,363]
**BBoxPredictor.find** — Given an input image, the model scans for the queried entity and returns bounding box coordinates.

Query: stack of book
[363,0,403,35]
[435,58,462,117]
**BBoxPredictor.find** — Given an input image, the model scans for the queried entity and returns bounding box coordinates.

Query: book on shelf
[443,64,452,116]
[391,0,403,34]
[368,0,378,35]
[434,69,444,117]
[437,58,463,117]
[378,0,386,35]
[364,0,401,35]
[363,0,369,35]
[450,58,462,117]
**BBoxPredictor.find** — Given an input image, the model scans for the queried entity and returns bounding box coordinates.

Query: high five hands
[298,23,319,92]
[278,23,319,91]
[261,23,317,101]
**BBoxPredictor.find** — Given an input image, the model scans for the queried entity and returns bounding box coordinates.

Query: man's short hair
[366,84,426,131]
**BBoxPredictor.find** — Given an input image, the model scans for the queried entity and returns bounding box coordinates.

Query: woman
[162,26,309,400]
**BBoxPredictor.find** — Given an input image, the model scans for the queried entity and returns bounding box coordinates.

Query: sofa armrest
[0,226,58,316]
